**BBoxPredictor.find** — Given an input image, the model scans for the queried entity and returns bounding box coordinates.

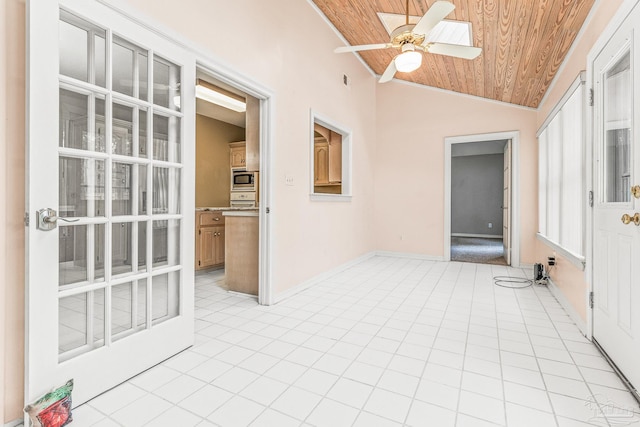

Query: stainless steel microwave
[232,170,256,191]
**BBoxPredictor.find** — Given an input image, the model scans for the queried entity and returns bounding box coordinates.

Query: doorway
[444,131,520,267]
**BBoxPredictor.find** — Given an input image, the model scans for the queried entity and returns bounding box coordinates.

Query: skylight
[377,13,472,46]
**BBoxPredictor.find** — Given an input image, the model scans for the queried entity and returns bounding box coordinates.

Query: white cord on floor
[493,276,533,289]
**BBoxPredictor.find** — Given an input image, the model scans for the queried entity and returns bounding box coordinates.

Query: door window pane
[139,52,149,101]
[153,57,180,111]
[153,114,181,162]
[59,157,105,218]
[58,288,105,357]
[112,282,133,340]
[152,272,180,325]
[139,110,148,157]
[112,222,133,276]
[113,104,134,156]
[59,15,107,87]
[138,221,148,272]
[112,162,132,216]
[152,220,180,268]
[153,167,181,214]
[59,89,106,152]
[59,19,88,82]
[604,52,632,203]
[59,224,105,286]
[112,38,134,97]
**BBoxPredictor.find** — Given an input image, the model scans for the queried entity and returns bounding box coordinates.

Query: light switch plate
[285,175,294,186]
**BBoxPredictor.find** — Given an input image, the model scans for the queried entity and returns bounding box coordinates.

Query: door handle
[632,185,640,199]
[621,213,640,226]
[36,208,79,231]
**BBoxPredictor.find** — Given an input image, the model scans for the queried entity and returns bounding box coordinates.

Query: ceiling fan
[334,0,481,83]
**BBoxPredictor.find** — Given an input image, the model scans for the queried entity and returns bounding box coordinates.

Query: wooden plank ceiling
[312,0,594,108]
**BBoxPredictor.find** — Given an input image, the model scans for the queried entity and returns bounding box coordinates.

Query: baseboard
[451,233,503,239]
[547,277,587,336]
[274,252,376,304]
[375,251,445,261]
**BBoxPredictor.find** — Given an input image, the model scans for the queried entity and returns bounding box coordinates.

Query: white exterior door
[27,0,196,405]
[503,140,512,265]
[592,3,640,392]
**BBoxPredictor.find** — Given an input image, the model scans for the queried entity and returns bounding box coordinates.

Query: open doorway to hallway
[450,140,508,265]
[444,131,520,267]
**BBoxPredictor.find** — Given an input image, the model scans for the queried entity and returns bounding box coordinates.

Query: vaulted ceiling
[312,0,595,108]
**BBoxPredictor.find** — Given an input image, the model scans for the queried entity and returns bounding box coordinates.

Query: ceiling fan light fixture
[395,50,422,73]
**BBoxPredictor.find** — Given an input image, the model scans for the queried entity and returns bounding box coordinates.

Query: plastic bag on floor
[24,379,74,427]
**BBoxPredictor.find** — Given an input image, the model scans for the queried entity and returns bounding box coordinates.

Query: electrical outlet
[488,222,493,229]
[285,175,294,186]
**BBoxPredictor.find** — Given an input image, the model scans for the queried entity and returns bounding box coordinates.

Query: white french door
[27,0,195,405]
[592,2,640,393]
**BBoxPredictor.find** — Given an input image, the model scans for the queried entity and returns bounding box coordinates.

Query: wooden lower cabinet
[195,211,225,270]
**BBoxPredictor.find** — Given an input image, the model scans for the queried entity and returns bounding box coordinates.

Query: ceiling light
[395,45,422,73]
[195,79,246,112]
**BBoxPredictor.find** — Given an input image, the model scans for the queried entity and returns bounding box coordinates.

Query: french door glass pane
[604,51,632,203]
[137,279,148,328]
[59,224,105,286]
[153,114,181,162]
[113,104,134,156]
[152,271,180,325]
[153,57,180,111]
[112,38,135,97]
[59,14,106,87]
[153,167,181,214]
[59,157,106,218]
[59,19,88,82]
[152,219,180,268]
[58,288,105,357]
[59,89,106,152]
[112,222,132,276]
[139,110,148,157]
[138,221,148,271]
[112,282,133,340]
[139,52,149,102]
[112,162,132,216]
[138,164,148,215]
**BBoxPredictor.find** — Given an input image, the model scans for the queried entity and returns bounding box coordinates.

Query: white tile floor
[73,257,640,426]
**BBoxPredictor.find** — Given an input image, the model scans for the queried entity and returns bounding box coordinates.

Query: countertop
[195,207,258,212]
[223,210,259,217]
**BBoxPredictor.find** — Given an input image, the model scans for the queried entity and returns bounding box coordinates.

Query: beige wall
[195,115,245,208]
[374,83,538,263]
[2,0,26,422]
[535,0,626,322]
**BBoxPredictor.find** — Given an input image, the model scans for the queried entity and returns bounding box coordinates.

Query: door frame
[93,0,275,305]
[585,0,640,341]
[444,131,521,267]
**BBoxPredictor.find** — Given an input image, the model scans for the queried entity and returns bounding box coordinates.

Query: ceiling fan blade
[334,43,391,53]
[427,43,482,59]
[379,60,397,83]
[412,1,455,37]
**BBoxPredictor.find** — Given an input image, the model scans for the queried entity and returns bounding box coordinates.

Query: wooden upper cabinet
[313,123,342,187]
[314,141,329,184]
[229,141,246,168]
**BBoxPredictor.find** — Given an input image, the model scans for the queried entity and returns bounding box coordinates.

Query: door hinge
[589,88,594,106]
[199,229,201,235]
[589,291,594,309]
[198,260,201,266]
[266,207,270,214]
[589,190,594,207]
[24,212,29,227]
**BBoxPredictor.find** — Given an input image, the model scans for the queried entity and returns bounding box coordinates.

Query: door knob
[36,208,79,231]
[621,213,640,226]
[632,185,640,199]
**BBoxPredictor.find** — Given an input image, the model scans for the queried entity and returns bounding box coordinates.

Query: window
[310,112,351,199]
[537,74,585,263]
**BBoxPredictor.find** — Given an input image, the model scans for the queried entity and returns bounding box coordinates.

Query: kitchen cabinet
[314,141,329,184]
[313,131,342,192]
[229,141,246,168]
[223,211,258,295]
[195,211,225,270]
